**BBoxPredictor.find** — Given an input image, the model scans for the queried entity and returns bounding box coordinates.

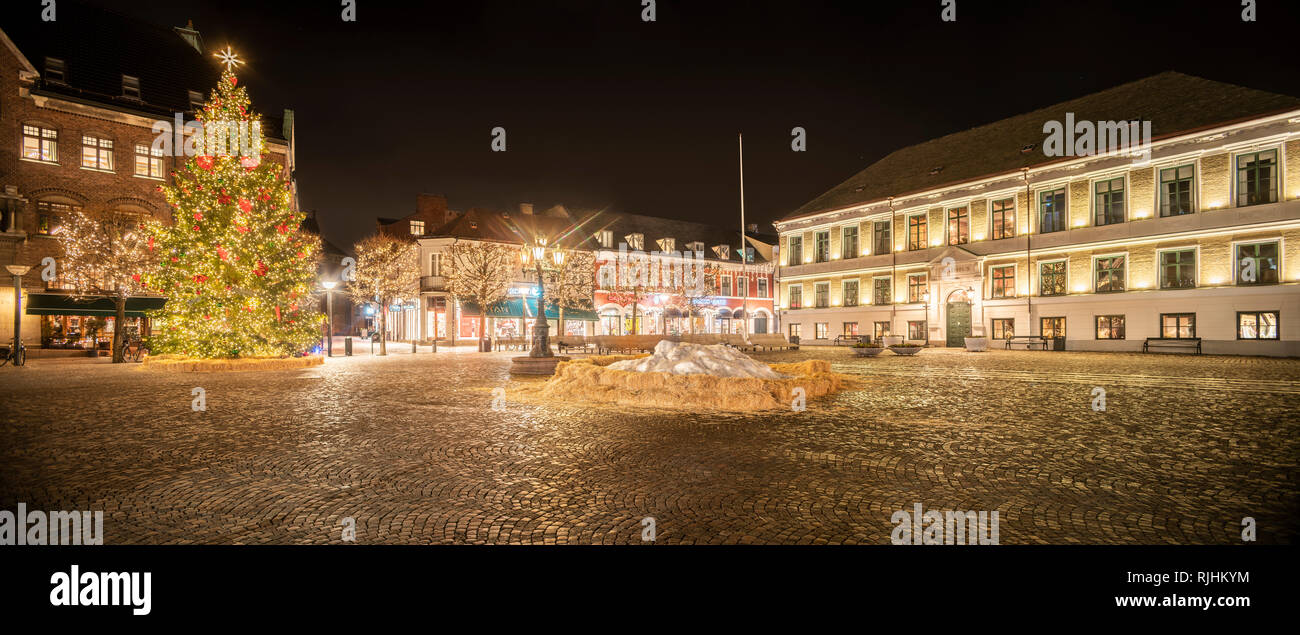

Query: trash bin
[344,337,352,356]
[412,340,418,353]
[430,339,437,353]
[1052,336,1066,351]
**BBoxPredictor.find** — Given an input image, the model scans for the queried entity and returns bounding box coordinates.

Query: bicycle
[123,338,149,362]
[1,340,26,367]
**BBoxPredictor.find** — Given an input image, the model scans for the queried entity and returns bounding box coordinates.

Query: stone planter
[852,347,885,357]
[964,337,989,352]
[889,346,922,356]
[510,355,570,375]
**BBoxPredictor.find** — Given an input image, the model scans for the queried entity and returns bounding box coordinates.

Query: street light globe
[5,265,31,276]
[321,280,338,290]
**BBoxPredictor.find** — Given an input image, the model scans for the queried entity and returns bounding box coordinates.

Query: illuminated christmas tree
[145,60,322,358]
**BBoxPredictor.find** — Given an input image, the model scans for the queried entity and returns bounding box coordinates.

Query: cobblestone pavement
[1,347,1297,544]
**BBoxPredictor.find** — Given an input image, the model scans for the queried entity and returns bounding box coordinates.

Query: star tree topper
[215,46,243,72]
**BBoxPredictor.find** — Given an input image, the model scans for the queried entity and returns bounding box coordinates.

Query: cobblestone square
[1,347,1296,544]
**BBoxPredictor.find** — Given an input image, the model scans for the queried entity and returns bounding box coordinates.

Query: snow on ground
[607,340,789,379]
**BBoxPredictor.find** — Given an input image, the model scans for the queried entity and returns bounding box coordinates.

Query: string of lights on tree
[143,51,322,358]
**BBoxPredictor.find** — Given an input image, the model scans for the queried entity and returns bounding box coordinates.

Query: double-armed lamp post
[519,236,566,358]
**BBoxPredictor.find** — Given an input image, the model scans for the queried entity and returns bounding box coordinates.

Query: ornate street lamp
[5,264,31,366]
[519,236,566,358]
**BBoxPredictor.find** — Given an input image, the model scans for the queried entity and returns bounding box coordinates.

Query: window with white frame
[1159,164,1195,216]
[990,265,1015,298]
[842,279,859,307]
[23,124,58,162]
[757,278,768,298]
[720,275,732,296]
[134,144,164,178]
[788,285,802,309]
[656,237,675,252]
[624,233,645,250]
[409,220,424,235]
[736,276,747,297]
[597,230,614,249]
[1235,241,1279,285]
[1236,150,1278,207]
[841,226,859,258]
[81,135,113,171]
[430,253,441,276]
[990,198,1015,240]
[1159,249,1196,289]
[1095,255,1126,293]
[1094,177,1125,226]
[814,282,830,308]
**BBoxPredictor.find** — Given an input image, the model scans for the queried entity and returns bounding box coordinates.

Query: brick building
[0,4,299,351]
[775,72,1300,355]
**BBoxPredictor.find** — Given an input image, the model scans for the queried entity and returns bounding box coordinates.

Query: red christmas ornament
[196,155,214,170]
[236,224,249,234]
[217,246,228,261]
[192,225,200,232]
[238,198,252,213]
[253,260,268,277]
[193,212,203,220]
[132,274,141,283]
[230,77,237,86]
[276,223,289,234]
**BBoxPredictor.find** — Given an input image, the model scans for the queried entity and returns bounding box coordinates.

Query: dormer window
[188,90,205,112]
[596,229,613,249]
[712,244,730,260]
[686,241,704,254]
[44,57,66,83]
[656,237,675,252]
[121,75,141,100]
[410,220,425,235]
[624,233,644,250]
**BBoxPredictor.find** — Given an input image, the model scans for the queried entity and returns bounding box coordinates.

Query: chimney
[519,203,534,215]
[174,20,203,53]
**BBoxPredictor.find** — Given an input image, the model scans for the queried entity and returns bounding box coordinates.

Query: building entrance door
[946,302,971,346]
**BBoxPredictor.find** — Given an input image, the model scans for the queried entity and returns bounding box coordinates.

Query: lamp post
[320,279,337,357]
[921,290,931,346]
[519,236,566,358]
[6,265,31,366]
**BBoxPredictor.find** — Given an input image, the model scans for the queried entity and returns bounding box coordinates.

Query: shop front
[25,292,166,350]
[459,297,598,345]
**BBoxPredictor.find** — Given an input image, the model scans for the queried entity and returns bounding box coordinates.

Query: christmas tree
[145,64,322,358]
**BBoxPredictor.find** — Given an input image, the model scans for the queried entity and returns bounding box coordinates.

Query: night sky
[87,0,1300,249]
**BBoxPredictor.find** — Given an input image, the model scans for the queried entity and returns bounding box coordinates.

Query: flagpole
[739,133,748,337]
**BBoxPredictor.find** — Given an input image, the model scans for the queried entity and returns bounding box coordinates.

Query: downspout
[1022,168,1032,336]
[889,196,896,337]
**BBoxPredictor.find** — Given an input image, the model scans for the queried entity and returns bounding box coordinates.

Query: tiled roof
[0,1,286,139]
[783,72,1300,222]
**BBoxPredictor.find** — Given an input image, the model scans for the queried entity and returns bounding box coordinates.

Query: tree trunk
[632,300,639,335]
[111,296,127,363]
[479,313,487,352]
[378,302,388,355]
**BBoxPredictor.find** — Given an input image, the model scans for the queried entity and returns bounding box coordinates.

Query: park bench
[832,335,861,346]
[1004,335,1048,350]
[1142,337,1202,355]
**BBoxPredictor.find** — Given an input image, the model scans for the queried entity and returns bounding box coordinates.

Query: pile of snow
[607,340,789,379]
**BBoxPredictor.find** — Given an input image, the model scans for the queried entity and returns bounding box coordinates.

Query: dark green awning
[460,298,597,321]
[25,293,167,317]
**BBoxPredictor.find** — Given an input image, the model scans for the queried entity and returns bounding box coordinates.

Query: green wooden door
[946,302,971,346]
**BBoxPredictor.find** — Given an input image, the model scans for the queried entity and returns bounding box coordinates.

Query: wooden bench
[832,335,863,346]
[1143,337,1202,354]
[1004,335,1048,350]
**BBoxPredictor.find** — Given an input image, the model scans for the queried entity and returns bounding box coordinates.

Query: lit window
[624,233,645,250]
[685,240,704,254]
[82,135,114,171]
[122,75,142,100]
[656,237,675,252]
[815,323,828,340]
[188,90,205,112]
[907,214,927,250]
[990,265,1015,298]
[409,220,424,235]
[1039,188,1067,233]
[1039,261,1066,296]
[1095,315,1125,340]
[842,322,858,337]
[1237,311,1279,340]
[990,198,1015,240]
[788,323,802,339]
[907,320,927,340]
[991,318,1015,340]
[1095,256,1125,293]
[22,124,58,162]
[1160,313,1196,339]
[907,273,928,303]
[947,206,968,245]
[134,144,164,178]
[712,244,730,260]
[36,200,81,235]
